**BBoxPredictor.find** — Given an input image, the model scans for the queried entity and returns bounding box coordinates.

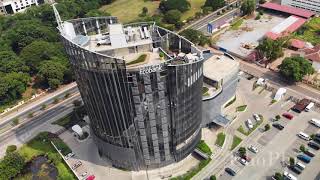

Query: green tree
[238,147,246,157]
[5,145,17,154]
[37,61,67,89]
[257,38,285,62]
[0,51,29,73]
[210,175,217,180]
[12,118,19,126]
[20,41,66,73]
[164,9,182,24]
[299,145,306,152]
[179,29,210,46]
[275,115,281,121]
[241,0,256,16]
[264,124,270,131]
[289,157,295,166]
[0,152,25,179]
[159,0,191,13]
[278,56,315,82]
[0,72,30,105]
[274,172,284,180]
[204,0,225,11]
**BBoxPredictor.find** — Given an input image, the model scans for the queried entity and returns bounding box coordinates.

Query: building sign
[139,64,163,74]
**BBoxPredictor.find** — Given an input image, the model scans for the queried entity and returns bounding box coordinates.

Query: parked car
[313,137,320,144]
[253,114,261,121]
[72,161,82,170]
[297,132,311,141]
[291,98,310,113]
[304,149,315,157]
[284,171,298,180]
[86,175,95,180]
[282,113,293,120]
[248,145,259,153]
[81,172,88,178]
[305,102,314,112]
[225,168,236,176]
[308,142,320,150]
[65,152,75,160]
[246,119,254,129]
[272,123,284,130]
[295,162,306,170]
[297,154,311,163]
[289,165,302,175]
[238,158,248,166]
[241,155,251,162]
[309,119,320,128]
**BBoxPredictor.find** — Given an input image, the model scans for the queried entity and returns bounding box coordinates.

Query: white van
[296,162,306,170]
[298,132,311,141]
[284,171,297,180]
[305,102,314,112]
[246,119,254,129]
[309,118,320,128]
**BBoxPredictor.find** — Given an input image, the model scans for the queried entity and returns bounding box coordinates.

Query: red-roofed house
[300,45,320,72]
[260,2,315,19]
[290,39,305,50]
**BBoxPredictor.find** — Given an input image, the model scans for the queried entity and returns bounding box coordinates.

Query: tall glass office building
[57,15,204,170]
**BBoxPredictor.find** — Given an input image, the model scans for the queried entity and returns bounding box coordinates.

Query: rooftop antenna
[52,3,63,32]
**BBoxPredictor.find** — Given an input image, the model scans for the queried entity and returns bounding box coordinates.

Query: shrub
[210,175,217,180]
[72,99,82,107]
[12,118,19,126]
[289,157,295,166]
[127,54,147,65]
[0,152,26,179]
[41,104,47,110]
[6,145,17,154]
[238,147,246,157]
[53,98,59,104]
[264,124,270,131]
[299,145,306,152]
[28,112,34,118]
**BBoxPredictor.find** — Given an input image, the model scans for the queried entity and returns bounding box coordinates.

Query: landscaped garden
[0,132,75,180]
[170,158,211,180]
[215,132,226,147]
[294,17,320,45]
[230,135,242,150]
[196,140,212,156]
[236,105,247,112]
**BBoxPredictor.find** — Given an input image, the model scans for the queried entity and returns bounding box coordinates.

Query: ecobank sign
[139,64,163,74]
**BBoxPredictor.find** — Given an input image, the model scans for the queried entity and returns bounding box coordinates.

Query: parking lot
[215,73,320,180]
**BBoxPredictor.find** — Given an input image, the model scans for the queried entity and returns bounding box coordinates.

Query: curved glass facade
[59,17,204,170]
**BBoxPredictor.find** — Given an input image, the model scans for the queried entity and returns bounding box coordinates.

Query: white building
[281,0,320,14]
[0,0,47,15]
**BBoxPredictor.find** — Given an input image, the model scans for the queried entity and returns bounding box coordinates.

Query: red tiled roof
[265,16,306,40]
[260,2,315,18]
[290,39,305,49]
[303,45,320,62]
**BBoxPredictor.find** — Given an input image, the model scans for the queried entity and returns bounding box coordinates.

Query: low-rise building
[0,0,48,15]
[281,0,320,14]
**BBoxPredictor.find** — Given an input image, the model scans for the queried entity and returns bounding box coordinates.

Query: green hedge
[127,54,147,65]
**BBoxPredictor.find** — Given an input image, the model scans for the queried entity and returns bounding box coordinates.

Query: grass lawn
[224,96,236,108]
[237,115,264,136]
[181,0,206,21]
[230,18,243,30]
[127,54,147,65]
[170,158,211,180]
[100,0,205,23]
[18,132,75,179]
[230,135,242,150]
[53,115,72,127]
[215,132,226,147]
[236,105,247,112]
[294,17,320,45]
[196,140,212,156]
[100,0,160,23]
[202,87,209,96]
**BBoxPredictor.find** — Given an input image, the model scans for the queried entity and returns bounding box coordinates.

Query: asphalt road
[0,83,78,129]
[0,94,79,156]
[239,60,320,101]
[181,0,240,32]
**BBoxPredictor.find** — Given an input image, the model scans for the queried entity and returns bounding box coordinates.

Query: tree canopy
[278,56,315,82]
[164,10,182,24]
[37,60,67,89]
[240,0,256,16]
[257,38,285,62]
[0,152,26,180]
[159,0,191,13]
[204,0,226,11]
[0,51,29,73]
[179,29,211,46]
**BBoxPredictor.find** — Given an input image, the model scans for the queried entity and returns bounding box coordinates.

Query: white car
[65,152,75,160]
[284,171,297,180]
[253,114,261,122]
[246,119,254,129]
[248,145,259,153]
[81,172,88,178]
[239,158,248,166]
